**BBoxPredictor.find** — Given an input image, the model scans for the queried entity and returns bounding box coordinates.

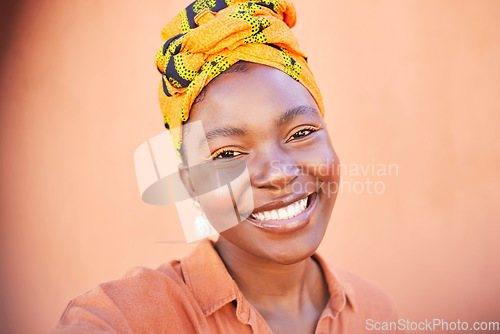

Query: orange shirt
[54,240,399,333]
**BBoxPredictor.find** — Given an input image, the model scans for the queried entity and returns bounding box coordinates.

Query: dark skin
[179,62,340,334]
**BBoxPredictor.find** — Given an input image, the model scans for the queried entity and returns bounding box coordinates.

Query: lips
[243,193,318,234]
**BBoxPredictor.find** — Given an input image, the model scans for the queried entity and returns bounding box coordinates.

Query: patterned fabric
[155,0,324,158]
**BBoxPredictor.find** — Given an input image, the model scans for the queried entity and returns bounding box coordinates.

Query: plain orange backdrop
[1,0,499,333]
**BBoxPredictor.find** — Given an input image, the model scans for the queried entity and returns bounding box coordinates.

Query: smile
[244,193,318,234]
[250,197,308,221]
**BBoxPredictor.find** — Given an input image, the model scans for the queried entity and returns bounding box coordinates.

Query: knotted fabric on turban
[155,0,324,158]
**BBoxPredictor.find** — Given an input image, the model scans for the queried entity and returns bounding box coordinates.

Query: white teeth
[264,211,272,220]
[251,197,309,222]
[294,201,300,213]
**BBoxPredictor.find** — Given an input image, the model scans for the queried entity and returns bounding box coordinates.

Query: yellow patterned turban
[155,0,324,158]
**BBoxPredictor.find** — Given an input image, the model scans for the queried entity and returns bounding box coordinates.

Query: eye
[286,126,319,143]
[210,148,245,160]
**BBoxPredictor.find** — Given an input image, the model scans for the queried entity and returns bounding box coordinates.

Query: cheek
[298,137,340,187]
[198,186,240,233]
[321,148,340,183]
[190,167,220,197]
[194,165,254,233]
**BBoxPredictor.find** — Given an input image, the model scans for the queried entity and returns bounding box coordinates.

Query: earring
[193,201,211,238]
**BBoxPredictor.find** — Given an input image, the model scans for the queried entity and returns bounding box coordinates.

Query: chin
[219,212,329,265]
[270,226,328,265]
[265,242,321,265]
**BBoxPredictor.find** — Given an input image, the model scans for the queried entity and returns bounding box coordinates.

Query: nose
[250,147,300,190]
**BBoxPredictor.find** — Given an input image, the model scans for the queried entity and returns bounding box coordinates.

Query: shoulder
[53,261,203,333]
[333,267,399,321]
[96,261,188,304]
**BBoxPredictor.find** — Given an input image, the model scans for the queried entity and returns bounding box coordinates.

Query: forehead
[180,63,322,161]
[188,63,319,126]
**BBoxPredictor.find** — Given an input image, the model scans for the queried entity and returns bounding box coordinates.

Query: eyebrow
[276,105,319,127]
[200,126,247,147]
[197,105,318,147]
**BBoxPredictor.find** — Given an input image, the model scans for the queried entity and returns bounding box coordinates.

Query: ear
[178,162,198,201]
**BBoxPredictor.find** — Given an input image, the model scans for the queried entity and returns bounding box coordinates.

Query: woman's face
[181,63,340,264]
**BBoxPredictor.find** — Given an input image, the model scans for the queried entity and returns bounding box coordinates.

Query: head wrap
[155,0,324,158]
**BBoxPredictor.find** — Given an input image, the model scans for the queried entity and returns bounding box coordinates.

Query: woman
[54,0,399,333]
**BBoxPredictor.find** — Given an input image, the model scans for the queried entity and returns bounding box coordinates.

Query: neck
[213,237,329,315]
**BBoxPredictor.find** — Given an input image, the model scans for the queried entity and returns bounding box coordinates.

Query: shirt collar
[181,239,356,320]
[181,239,239,316]
[311,252,357,317]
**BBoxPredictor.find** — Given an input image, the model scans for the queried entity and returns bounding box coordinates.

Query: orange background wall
[1,1,499,333]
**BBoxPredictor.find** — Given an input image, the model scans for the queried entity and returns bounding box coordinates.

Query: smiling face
[180,62,340,265]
